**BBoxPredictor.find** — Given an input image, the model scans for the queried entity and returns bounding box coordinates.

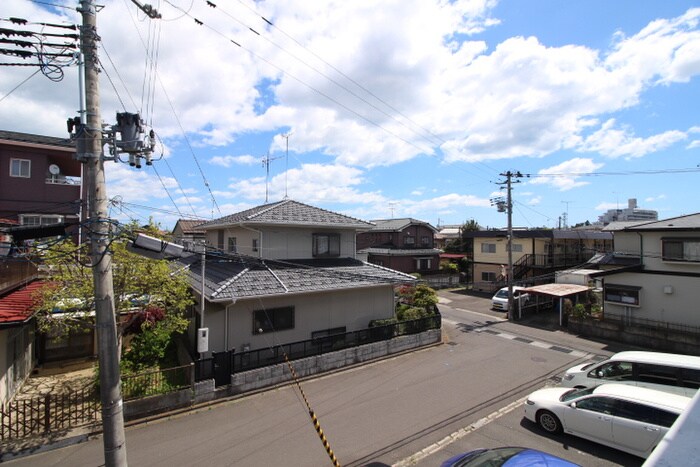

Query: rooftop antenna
[262,151,283,203]
[388,202,398,218]
[281,131,293,199]
[561,200,572,229]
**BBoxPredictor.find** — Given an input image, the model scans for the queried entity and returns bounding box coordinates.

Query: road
[6,289,643,466]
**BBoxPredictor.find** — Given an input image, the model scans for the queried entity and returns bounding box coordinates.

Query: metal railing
[600,313,700,337]
[195,314,441,382]
[121,363,194,401]
[1,387,99,441]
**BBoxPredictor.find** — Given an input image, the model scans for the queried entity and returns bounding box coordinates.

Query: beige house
[464,229,612,292]
[180,199,415,354]
[591,213,700,327]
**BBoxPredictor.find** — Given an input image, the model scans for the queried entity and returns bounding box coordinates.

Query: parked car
[441,446,579,466]
[491,286,529,311]
[523,383,691,459]
[561,351,700,397]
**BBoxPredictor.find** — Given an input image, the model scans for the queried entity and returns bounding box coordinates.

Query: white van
[491,286,529,311]
[561,351,700,397]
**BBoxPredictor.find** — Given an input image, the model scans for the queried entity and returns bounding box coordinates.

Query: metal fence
[602,313,700,336]
[121,363,194,401]
[195,313,441,383]
[1,386,99,441]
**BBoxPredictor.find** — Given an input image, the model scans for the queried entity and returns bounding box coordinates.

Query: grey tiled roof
[197,200,373,230]
[173,219,207,234]
[368,218,438,232]
[177,254,415,301]
[0,130,75,148]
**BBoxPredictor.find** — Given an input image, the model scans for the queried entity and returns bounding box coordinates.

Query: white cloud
[527,196,542,206]
[687,140,700,149]
[209,155,259,167]
[579,119,686,158]
[530,158,604,191]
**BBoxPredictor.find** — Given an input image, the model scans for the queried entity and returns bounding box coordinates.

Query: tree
[33,220,193,363]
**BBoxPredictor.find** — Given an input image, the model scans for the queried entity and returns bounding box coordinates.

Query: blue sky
[1,0,699,230]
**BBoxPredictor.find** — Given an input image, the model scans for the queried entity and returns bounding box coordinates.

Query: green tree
[34,221,193,362]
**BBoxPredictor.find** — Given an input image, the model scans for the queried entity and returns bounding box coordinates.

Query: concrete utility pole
[499,171,522,322]
[78,0,127,465]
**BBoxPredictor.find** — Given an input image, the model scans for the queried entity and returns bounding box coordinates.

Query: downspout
[636,232,644,262]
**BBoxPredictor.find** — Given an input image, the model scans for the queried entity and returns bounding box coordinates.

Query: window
[252,238,259,252]
[404,236,415,246]
[10,158,30,178]
[507,243,523,253]
[662,238,700,262]
[604,284,640,306]
[253,307,294,334]
[482,271,496,282]
[19,214,64,226]
[313,233,340,257]
[416,258,431,270]
[614,400,678,428]
[421,236,430,246]
[481,243,496,253]
[575,396,617,415]
[227,237,237,253]
[636,363,679,386]
[589,362,633,381]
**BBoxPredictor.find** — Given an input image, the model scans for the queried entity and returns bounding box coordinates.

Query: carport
[521,283,591,326]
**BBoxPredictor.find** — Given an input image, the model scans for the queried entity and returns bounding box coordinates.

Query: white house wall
[603,271,700,327]
[206,226,357,260]
[206,285,395,353]
[639,231,700,274]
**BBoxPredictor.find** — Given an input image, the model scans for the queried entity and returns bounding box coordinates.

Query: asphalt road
[6,289,643,467]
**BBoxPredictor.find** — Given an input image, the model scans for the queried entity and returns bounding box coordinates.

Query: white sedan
[523,383,690,459]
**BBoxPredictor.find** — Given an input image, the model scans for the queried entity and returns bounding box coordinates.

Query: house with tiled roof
[182,199,415,356]
[589,212,700,328]
[171,218,207,251]
[0,273,41,404]
[356,218,441,275]
[0,131,83,238]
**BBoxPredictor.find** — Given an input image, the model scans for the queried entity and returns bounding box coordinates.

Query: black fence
[195,313,441,384]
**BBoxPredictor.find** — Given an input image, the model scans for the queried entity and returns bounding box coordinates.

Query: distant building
[598,198,657,225]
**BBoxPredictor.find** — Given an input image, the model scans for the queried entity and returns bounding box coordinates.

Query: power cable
[162,0,435,156]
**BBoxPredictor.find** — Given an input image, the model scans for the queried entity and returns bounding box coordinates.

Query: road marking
[392,396,528,467]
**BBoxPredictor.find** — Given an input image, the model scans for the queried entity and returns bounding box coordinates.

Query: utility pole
[496,171,523,322]
[78,1,127,464]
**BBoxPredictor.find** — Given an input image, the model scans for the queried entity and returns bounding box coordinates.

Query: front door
[212,350,232,387]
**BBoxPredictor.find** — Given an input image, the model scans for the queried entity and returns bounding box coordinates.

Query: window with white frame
[10,158,30,178]
[252,238,258,252]
[481,243,496,253]
[227,237,237,253]
[19,214,64,226]
[507,243,523,253]
[416,258,431,270]
[662,238,700,263]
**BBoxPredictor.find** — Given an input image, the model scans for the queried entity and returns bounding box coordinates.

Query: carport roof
[521,283,590,297]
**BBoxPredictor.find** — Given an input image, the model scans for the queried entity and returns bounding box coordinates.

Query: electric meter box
[197,328,209,353]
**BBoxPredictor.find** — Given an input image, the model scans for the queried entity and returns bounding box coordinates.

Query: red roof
[0,281,45,324]
[440,254,466,259]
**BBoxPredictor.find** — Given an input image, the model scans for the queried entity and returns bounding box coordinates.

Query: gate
[212,350,233,387]
[1,387,100,441]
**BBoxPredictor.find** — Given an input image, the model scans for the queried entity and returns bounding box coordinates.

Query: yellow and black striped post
[284,355,341,467]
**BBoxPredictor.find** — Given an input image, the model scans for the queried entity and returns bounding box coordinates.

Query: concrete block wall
[228,329,441,394]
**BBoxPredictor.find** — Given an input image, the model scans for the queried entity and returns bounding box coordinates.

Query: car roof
[591,383,691,412]
[609,351,700,368]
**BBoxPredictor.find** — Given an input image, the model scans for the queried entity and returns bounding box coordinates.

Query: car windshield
[495,290,509,298]
[560,386,596,402]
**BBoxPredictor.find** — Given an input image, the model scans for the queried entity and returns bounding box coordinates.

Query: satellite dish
[48,164,60,175]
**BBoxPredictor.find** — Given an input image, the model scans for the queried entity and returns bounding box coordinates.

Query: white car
[523,383,690,459]
[491,286,529,311]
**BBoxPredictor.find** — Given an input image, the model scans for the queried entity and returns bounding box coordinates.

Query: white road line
[392,396,528,467]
